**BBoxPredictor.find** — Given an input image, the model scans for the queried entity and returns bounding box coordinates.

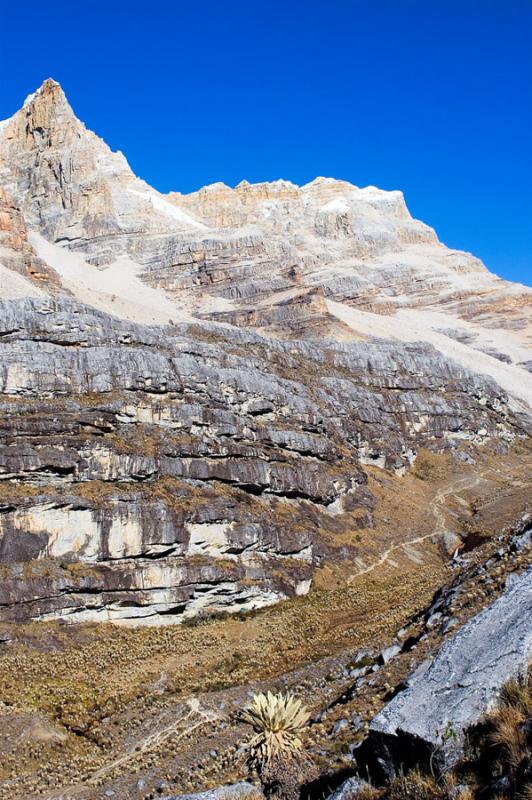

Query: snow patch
[22,91,38,109]
[237,179,298,192]
[326,299,532,409]
[128,189,207,230]
[200,182,231,193]
[0,262,44,299]
[320,198,350,214]
[305,177,344,187]
[29,232,195,325]
[357,185,404,200]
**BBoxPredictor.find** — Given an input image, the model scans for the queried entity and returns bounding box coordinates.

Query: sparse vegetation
[387,769,452,800]
[460,664,531,799]
[0,453,529,798]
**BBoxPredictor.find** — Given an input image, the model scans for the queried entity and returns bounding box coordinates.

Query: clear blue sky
[1,0,531,285]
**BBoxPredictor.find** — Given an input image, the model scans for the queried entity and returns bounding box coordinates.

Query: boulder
[367,567,532,777]
[162,783,264,800]
[326,776,369,800]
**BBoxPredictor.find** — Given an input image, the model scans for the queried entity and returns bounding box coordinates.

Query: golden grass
[474,665,532,798]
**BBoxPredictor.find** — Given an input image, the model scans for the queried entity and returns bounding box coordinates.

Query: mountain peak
[0,79,67,136]
[35,77,61,92]
[21,77,69,116]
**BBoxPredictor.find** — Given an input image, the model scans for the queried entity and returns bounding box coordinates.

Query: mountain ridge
[0,78,530,625]
[1,80,531,410]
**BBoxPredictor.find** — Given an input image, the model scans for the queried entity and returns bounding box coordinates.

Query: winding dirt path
[41,698,220,798]
[86,698,220,787]
[348,473,483,583]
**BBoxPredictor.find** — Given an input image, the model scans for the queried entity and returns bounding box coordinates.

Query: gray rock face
[0,295,525,624]
[326,777,369,800]
[0,293,528,624]
[161,783,264,800]
[368,567,532,776]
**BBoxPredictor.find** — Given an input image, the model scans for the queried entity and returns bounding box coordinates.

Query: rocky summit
[0,80,530,799]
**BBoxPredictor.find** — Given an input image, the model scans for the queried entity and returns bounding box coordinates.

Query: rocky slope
[0,79,530,629]
[368,564,532,775]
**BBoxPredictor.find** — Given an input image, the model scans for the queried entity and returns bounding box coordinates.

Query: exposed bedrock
[0,79,530,626]
[366,566,532,778]
[1,78,531,344]
[0,297,527,624]
[160,784,264,800]
[0,187,61,291]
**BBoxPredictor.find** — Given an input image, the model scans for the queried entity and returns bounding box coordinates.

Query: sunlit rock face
[368,567,532,776]
[0,79,207,250]
[0,187,60,292]
[0,80,530,625]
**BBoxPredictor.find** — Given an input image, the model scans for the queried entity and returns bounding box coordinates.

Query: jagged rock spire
[0,77,207,248]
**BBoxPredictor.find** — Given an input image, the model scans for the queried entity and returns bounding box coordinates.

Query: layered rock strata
[0,296,525,623]
[0,79,530,625]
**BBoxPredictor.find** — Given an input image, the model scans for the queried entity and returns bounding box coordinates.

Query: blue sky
[0,0,530,285]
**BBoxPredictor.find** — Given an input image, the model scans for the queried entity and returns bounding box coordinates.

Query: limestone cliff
[0,80,530,626]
